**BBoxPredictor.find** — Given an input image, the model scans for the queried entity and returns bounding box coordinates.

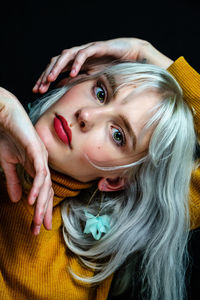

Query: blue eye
[94,84,106,103]
[111,127,125,146]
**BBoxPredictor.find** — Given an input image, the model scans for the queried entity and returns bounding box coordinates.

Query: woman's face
[35,74,160,183]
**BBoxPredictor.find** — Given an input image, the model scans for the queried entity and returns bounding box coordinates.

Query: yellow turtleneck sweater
[0,56,200,300]
[0,169,112,299]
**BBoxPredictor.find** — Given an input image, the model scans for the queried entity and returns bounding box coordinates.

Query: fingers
[3,159,54,236]
[30,175,53,236]
[32,56,59,94]
[32,70,46,94]
[31,189,53,236]
[47,50,75,81]
[43,188,54,229]
[25,144,53,235]
[69,43,105,77]
[32,52,75,94]
[33,39,143,94]
[32,44,94,94]
[2,162,22,203]
[33,67,54,94]
[28,165,48,206]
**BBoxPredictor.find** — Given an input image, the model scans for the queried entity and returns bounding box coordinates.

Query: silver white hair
[29,61,196,300]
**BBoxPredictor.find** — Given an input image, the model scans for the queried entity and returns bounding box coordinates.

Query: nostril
[75,110,87,128]
[80,121,85,128]
[75,111,80,119]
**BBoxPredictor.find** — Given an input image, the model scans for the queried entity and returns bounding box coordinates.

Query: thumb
[3,163,22,202]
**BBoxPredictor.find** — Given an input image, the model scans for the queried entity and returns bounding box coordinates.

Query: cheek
[35,118,51,148]
[55,87,87,108]
[82,142,116,166]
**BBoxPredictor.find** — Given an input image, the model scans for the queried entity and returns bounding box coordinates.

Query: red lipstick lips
[54,114,72,145]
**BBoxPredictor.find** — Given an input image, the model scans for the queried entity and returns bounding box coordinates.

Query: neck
[17,165,94,204]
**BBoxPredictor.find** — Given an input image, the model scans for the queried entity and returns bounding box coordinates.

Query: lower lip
[54,116,70,145]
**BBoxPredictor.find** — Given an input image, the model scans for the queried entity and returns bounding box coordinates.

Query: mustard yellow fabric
[0,169,112,299]
[0,56,200,300]
[168,57,200,230]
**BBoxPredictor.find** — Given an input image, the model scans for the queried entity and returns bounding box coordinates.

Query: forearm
[0,87,53,235]
[142,42,174,69]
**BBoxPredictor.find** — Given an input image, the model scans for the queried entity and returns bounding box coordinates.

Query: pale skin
[33,38,173,94]
[0,37,173,235]
[35,75,160,186]
[0,88,53,234]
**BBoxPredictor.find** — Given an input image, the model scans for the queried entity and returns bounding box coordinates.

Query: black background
[1,0,200,106]
[1,0,200,299]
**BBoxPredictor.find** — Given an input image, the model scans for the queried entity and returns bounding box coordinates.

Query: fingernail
[34,225,41,235]
[30,194,36,205]
[31,222,41,235]
[70,69,76,76]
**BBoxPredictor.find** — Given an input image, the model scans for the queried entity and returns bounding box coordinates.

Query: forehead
[113,84,161,112]
[67,75,161,120]
[116,86,161,147]
[77,76,161,131]
[96,72,161,106]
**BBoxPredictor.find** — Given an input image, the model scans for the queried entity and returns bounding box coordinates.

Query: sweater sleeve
[167,56,200,137]
[167,57,200,230]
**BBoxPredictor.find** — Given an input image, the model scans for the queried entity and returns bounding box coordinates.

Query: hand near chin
[32,37,173,94]
[0,87,53,235]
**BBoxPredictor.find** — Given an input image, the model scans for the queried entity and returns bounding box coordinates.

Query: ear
[98,177,126,192]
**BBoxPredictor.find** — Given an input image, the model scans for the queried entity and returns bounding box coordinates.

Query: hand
[32,37,174,94]
[0,87,53,235]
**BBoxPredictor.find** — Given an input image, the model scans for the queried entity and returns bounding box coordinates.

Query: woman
[0,38,199,300]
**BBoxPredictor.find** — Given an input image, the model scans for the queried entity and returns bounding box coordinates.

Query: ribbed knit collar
[50,168,93,206]
[13,165,93,207]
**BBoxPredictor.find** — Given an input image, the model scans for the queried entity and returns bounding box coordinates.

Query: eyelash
[93,80,108,104]
[92,79,126,148]
[111,126,126,147]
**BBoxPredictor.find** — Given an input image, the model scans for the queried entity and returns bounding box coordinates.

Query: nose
[75,107,96,132]
[75,106,111,132]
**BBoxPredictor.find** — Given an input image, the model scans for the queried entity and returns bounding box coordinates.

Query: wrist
[142,43,174,69]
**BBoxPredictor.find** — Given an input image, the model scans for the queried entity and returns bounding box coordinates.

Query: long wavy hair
[29,61,196,300]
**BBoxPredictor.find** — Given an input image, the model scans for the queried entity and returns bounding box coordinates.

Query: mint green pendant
[83,209,110,240]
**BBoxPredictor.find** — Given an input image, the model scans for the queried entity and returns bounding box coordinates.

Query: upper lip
[56,114,72,144]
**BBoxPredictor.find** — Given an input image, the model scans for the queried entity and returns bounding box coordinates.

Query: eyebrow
[119,114,137,150]
[103,73,118,98]
[102,73,137,151]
